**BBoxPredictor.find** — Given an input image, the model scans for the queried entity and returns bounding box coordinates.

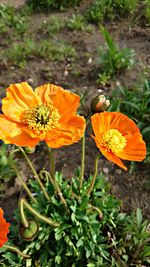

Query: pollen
[23,104,61,136]
[101,129,127,154]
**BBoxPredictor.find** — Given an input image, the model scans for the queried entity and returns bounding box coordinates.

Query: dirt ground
[0,0,150,222]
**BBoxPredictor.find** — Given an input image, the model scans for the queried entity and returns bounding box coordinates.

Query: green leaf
[136,208,142,227]
[55,255,61,264]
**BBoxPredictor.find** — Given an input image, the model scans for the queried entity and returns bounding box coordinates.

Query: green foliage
[40,16,66,35]
[27,0,82,11]
[144,0,150,25]
[0,144,15,196]
[1,171,150,266]
[97,26,135,80]
[0,4,29,35]
[108,80,150,159]
[66,14,92,32]
[1,38,77,67]
[87,0,139,23]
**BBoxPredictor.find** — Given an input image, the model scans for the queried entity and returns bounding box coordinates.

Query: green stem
[20,198,60,227]
[87,153,100,196]
[19,147,50,202]
[40,170,55,188]
[79,133,85,190]
[47,146,55,178]
[12,162,37,203]
[46,145,68,210]
[87,204,103,219]
[3,244,30,258]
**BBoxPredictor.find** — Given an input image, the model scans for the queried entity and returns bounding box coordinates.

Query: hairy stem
[20,198,60,227]
[47,145,68,210]
[19,147,50,201]
[3,245,30,258]
[79,133,85,190]
[87,153,100,195]
[12,162,37,203]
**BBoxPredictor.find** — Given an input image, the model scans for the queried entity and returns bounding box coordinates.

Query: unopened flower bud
[24,146,36,154]
[91,95,110,114]
[20,220,39,241]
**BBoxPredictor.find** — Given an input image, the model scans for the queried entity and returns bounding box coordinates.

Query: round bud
[20,220,39,241]
[91,95,110,114]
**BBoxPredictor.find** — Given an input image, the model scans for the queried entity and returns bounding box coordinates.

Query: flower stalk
[3,244,30,258]
[47,145,68,210]
[87,153,100,195]
[19,198,60,228]
[79,133,85,190]
[19,147,50,201]
[12,161,37,203]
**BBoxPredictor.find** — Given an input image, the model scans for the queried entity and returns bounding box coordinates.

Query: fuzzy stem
[20,198,60,227]
[87,153,100,196]
[47,145,68,210]
[3,244,30,258]
[12,162,37,203]
[79,133,85,190]
[19,147,50,202]
[87,204,103,219]
[47,147,55,178]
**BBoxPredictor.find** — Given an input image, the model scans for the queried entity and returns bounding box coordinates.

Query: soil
[0,0,150,222]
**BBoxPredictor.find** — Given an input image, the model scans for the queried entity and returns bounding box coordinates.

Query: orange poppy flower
[0,207,10,248]
[91,112,146,170]
[0,82,86,148]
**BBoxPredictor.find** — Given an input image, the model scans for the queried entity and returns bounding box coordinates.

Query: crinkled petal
[0,207,10,248]
[92,135,127,170]
[45,115,86,148]
[2,82,40,122]
[117,132,146,161]
[0,115,40,147]
[35,84,80,122]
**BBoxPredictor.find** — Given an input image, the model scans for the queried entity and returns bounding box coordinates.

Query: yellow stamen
[101,129,126,154]
[23,104,61,136]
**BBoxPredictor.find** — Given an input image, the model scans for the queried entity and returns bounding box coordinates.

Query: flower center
[24,104,61,136]
[101,129,127,154]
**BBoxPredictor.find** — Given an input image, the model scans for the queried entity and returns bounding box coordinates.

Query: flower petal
[45,115,86,148]
[2,82,40,122]
[117,132,146,161]
[92,135,127,170]
[0,115,40,147]
[35,84,80,122]
[0,207,10,248]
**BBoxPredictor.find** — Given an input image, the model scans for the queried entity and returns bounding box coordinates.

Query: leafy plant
[1,171,150,266]
[144,0,150,25]
[97,26,135,78]
[66,14,92,32]
[26,0,82,11]
[87,0,139,23]
[0,144,15,196]
[40,16,66,35]
[0,4,29,35]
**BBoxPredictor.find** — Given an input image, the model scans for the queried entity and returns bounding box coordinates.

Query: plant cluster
[97,26,135,83]
[26,0,82,11]
[0,82,148,266]
[87,0,139,24]
[0,4,29,35]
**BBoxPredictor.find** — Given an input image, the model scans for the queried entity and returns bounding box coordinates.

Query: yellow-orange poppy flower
[0,82,86,148]
[91,112,146,170]
[0,207,10,248]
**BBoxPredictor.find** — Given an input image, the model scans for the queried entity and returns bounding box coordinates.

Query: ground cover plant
[0,82,149,267]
